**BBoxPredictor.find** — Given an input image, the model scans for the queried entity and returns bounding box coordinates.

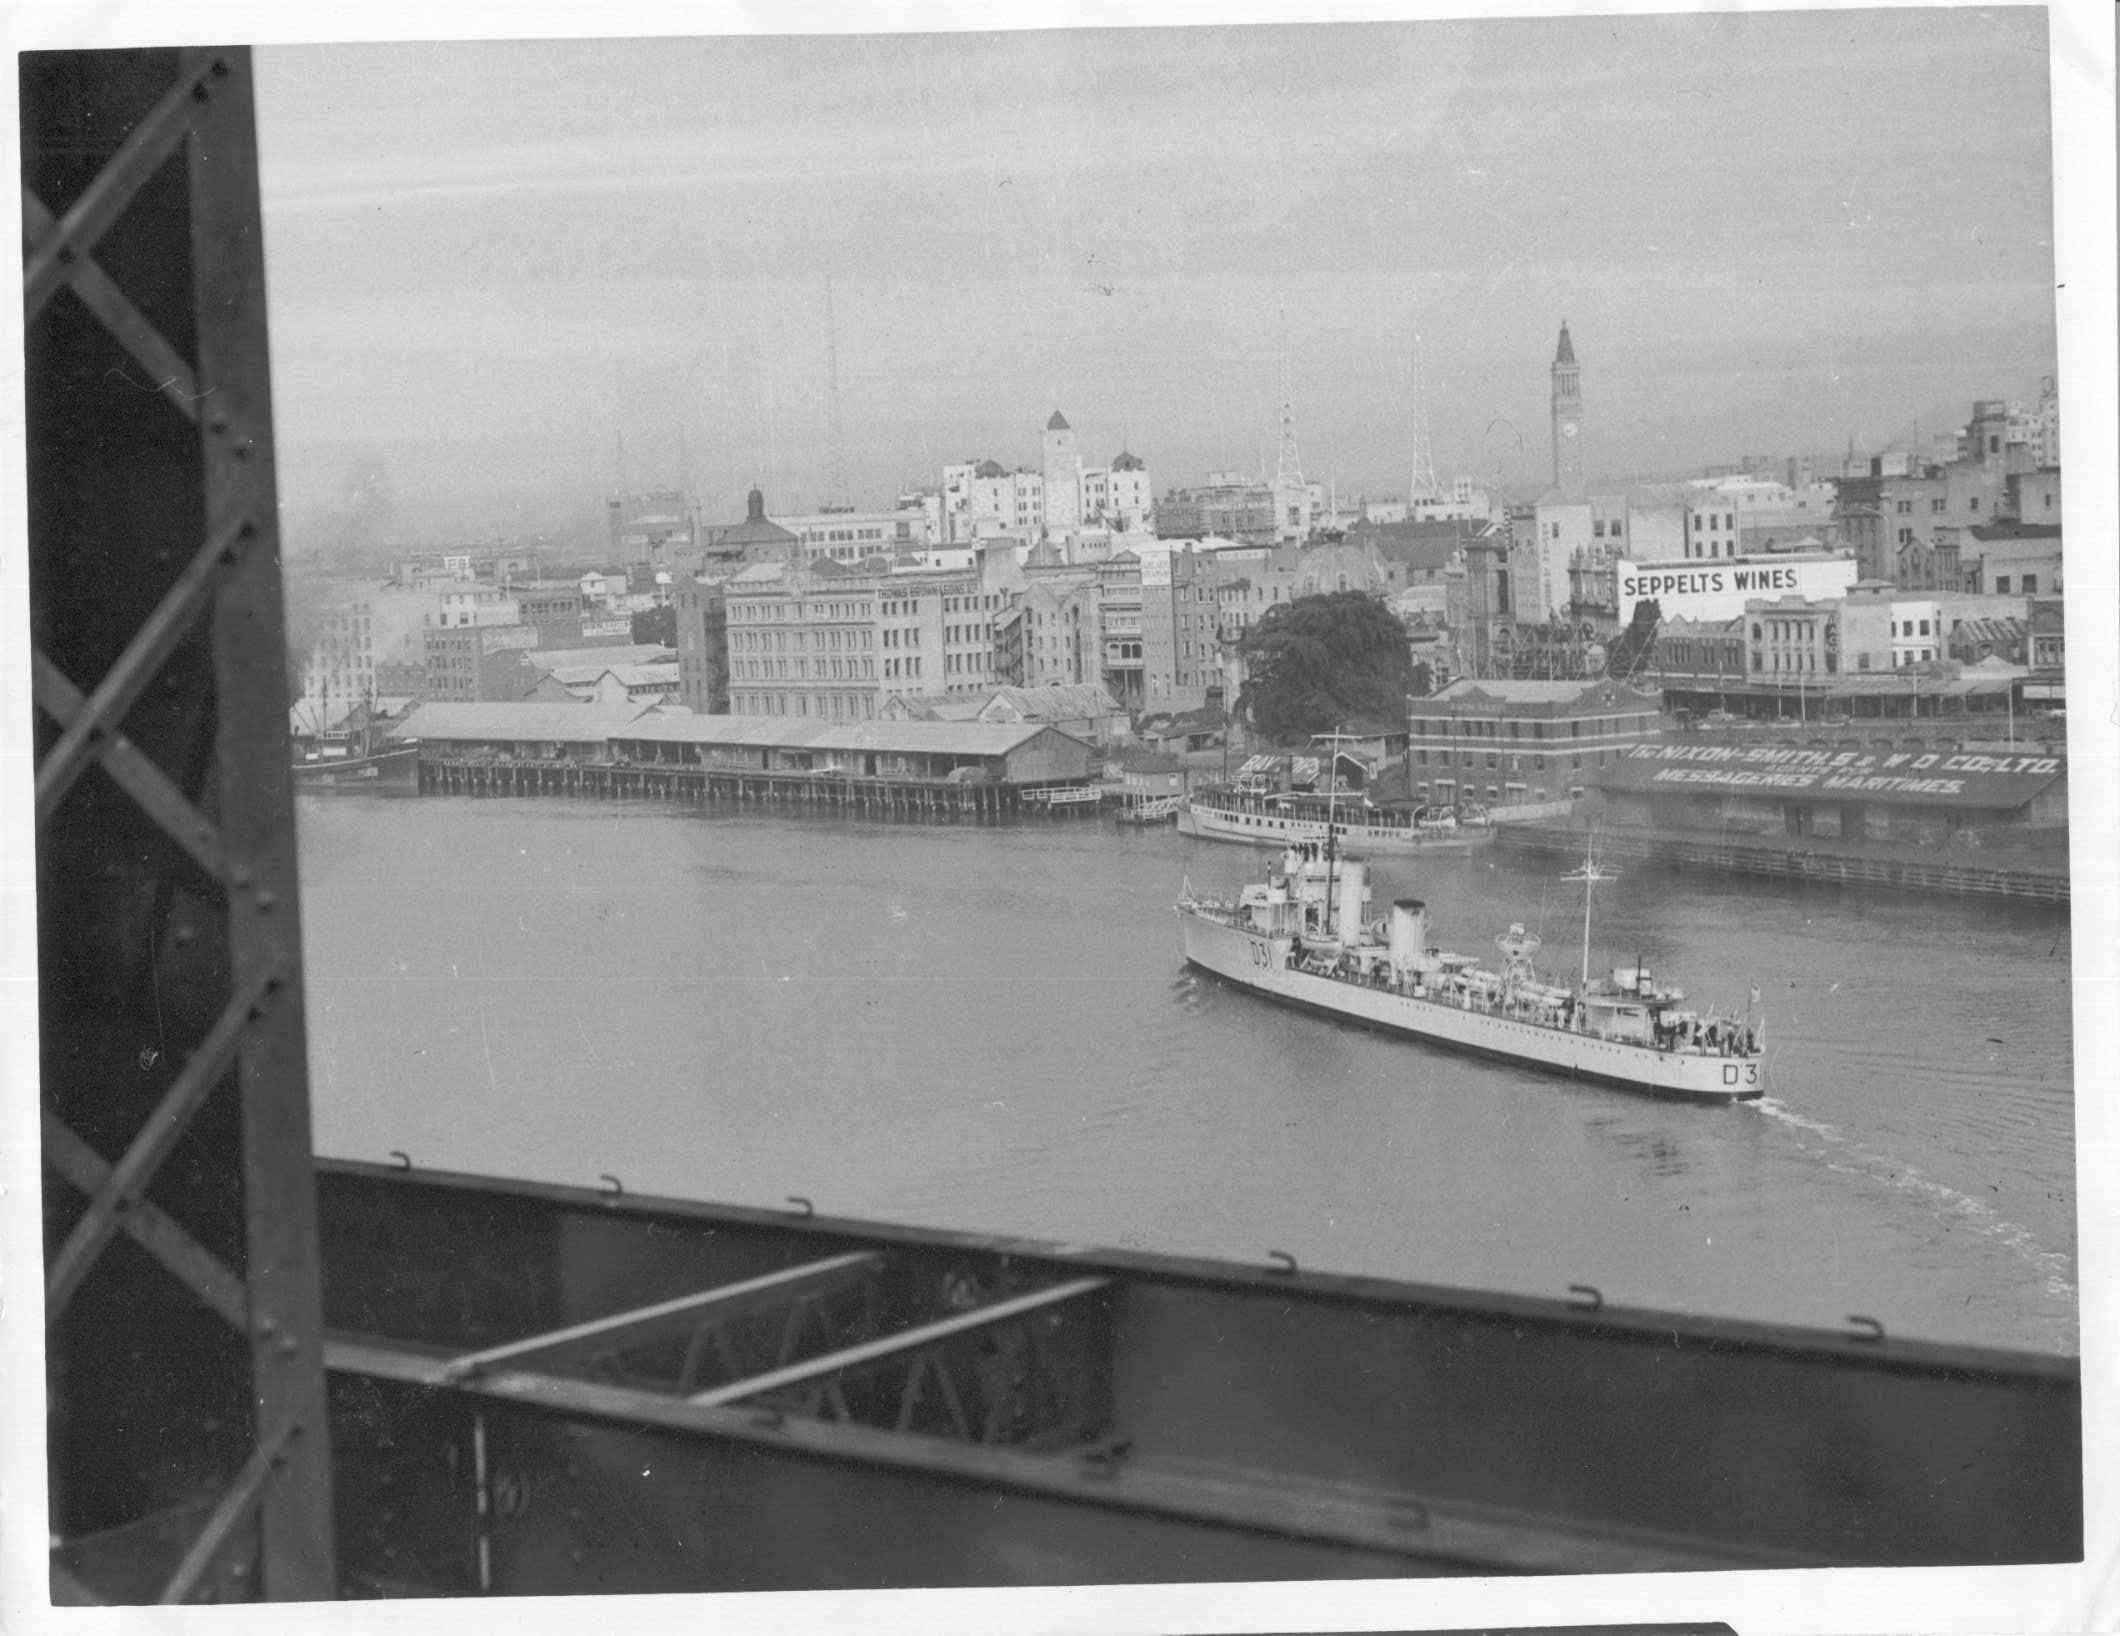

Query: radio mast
[1407,315,1440,507]
[825,273,849,508]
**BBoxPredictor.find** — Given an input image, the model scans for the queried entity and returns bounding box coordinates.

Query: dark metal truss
[28,47,337,1601]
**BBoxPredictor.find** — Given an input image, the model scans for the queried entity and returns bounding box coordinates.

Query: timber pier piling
[416,754,1101,821]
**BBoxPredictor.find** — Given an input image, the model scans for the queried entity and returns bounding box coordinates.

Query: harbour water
[295,794,2077,1355]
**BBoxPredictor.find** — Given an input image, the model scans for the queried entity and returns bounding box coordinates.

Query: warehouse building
[1588,731,2067,853]
[605,716,1096,787]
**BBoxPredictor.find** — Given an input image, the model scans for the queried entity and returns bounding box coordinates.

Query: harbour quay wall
[1492,820,2069,905]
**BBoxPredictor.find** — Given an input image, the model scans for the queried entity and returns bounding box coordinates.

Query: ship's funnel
[1335,860,1368,942]
[1390,898,1428,974]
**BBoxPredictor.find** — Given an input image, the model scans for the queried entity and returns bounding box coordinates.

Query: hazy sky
[255,11,2058,545]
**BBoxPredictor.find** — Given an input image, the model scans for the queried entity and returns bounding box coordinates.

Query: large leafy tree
[1236,591,1417,744]
[631,604,678,648]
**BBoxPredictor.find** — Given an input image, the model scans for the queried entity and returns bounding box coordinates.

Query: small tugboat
[1176,835,1765,1102]
[290,698,418,792]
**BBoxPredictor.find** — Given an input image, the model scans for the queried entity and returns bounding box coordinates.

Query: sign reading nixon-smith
[1598,740,2066,809]
[1615,554,1860,623]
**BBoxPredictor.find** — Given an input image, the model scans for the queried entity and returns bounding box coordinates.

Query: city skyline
[256,11,2059,548]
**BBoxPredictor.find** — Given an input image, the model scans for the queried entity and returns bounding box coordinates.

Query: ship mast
[1321,729,1339,934]
[1561,839,1617,989]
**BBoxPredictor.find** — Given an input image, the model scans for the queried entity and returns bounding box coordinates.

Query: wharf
[415,753,1101,820]
[1492,821,2069,905]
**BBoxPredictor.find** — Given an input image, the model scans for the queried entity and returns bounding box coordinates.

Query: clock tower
[1550,320,1584,496]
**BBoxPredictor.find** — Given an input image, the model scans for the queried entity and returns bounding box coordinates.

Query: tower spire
[1276,326,1304,491]
[1550,318,1584,496]
[1272,305,1310,544]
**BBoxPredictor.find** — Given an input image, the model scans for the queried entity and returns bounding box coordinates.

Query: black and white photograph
[3,2,2115,1632]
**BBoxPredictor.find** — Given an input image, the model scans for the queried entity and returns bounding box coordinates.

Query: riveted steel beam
[188,45,338,1601]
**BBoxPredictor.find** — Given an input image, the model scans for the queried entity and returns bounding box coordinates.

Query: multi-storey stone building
[722,560,1015,720]
[1404,677,1664,810]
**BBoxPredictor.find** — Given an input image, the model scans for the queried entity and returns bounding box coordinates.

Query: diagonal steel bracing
[44,961,282,1320]
[23,187,202,420]
[32,507,257,827]
[42,1111,247,1331]
[31,45,337,1602]
[688,1276,1110,1408]
[441,1251,884,1382]
[31,651,228,882]
[21,50,221,318]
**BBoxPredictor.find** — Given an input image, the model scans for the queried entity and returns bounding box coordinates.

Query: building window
[2021,574,2037,594]
[1995,576,2011,593]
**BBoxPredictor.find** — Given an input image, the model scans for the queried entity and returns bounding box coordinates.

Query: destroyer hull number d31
[1178,839,1767,1103]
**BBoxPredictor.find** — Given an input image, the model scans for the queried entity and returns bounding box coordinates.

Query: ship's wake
[1747,1100,2074,1304]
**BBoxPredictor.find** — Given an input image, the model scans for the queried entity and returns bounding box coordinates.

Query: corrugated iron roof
[530,644,674,674]
[388,702,660,743]
[609,717,1079,756]
[546,660,680,686]
[986,683,1123,718]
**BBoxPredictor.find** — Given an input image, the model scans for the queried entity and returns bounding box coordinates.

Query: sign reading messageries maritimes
[1596,740,2065,809]
[1615,555,1861,624]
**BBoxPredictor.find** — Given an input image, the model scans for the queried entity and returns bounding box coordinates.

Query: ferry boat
[1177,837,1766,1102]
[290,742,418,791]
[1177,784,1488,854]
